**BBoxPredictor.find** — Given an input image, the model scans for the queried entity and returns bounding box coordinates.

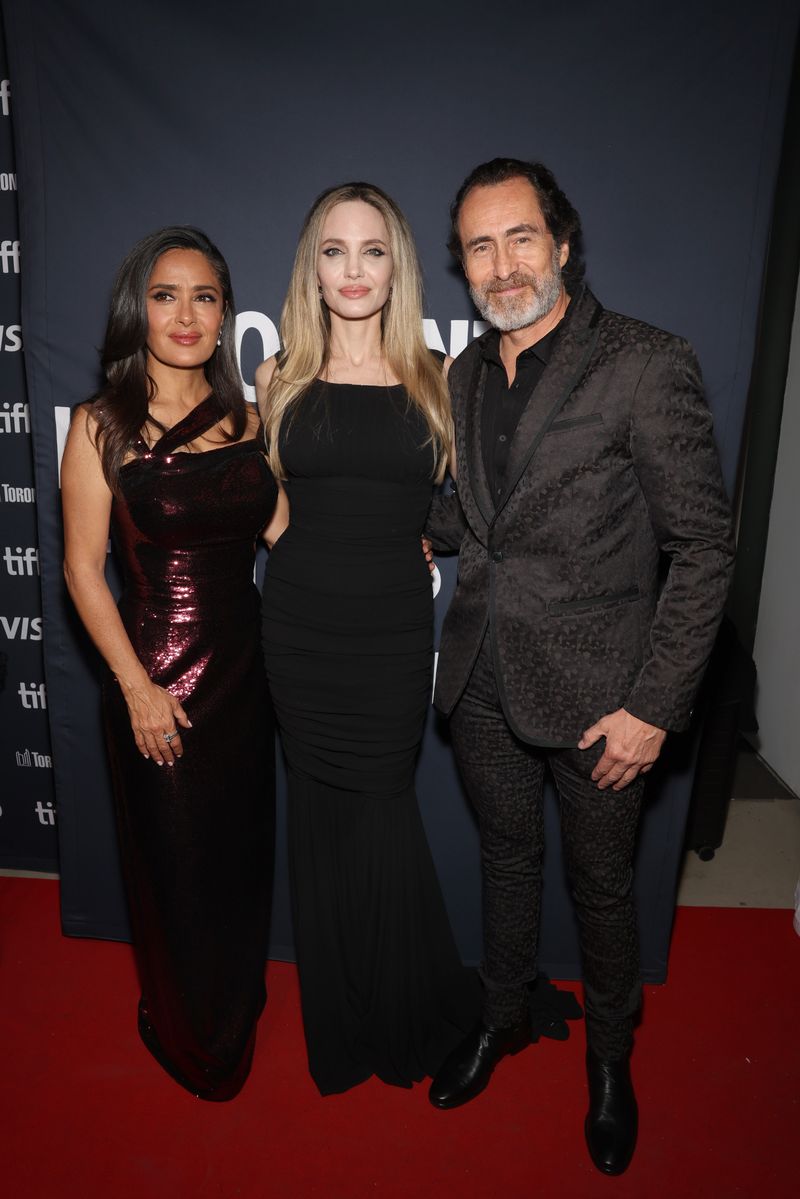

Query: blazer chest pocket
[548,586,639,616]
[547,412,604,434]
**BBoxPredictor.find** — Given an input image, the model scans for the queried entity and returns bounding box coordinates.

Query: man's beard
[469,245,563,332]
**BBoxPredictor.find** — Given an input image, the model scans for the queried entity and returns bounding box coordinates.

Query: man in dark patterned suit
[425,158,734,1175]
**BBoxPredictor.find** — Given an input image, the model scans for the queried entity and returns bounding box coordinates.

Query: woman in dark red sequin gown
[62,228,285,1100]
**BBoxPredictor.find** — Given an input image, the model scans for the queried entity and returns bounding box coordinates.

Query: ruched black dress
[104,397,277,1100]
[262,380,478,1095]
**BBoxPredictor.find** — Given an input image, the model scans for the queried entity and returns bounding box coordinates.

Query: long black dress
[262,380,478,1095]
[104,397,278,1100]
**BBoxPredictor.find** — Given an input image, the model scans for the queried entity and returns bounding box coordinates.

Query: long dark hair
[448,158,585,291]
[90,225,246,491]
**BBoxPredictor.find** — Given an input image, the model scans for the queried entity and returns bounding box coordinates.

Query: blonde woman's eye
[365,247,386,256]
[322,247,343,256]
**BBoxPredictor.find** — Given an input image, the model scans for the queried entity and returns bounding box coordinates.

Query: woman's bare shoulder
[245,403,262,435]
[68,399,101,442]
[255,355,278,390]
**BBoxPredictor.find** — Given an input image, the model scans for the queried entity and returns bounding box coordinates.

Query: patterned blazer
[426,286,735,746]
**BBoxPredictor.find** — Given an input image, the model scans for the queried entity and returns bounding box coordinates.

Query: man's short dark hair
[448,158,585,290]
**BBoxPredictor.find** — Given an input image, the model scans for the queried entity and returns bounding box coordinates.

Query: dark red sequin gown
[103,397,277,1100]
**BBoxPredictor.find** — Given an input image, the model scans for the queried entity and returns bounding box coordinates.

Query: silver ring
[163,730,178,744]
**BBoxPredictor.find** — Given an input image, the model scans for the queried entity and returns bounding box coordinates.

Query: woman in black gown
[257,183,479,1094]
[62,227,287,1100]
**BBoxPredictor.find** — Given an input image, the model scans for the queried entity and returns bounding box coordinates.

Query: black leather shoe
[584,1049,638,1175]
[428,1018,531,1109]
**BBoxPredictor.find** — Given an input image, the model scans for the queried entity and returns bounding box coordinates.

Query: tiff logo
[3,546,39,575]
[0,325,22,350]
[0,240,20,273]
[1,616,42,640]
[0,80,9,117]
[0,403,30,434]
[1,484,35,503]
[35,801,56,826]
[18,682,46,709]
[15,748,52,768]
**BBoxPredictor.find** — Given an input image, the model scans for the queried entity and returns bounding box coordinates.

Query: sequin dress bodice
[112,399,276,657]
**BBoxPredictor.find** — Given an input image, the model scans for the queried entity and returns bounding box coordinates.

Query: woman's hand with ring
[120,678,192,765]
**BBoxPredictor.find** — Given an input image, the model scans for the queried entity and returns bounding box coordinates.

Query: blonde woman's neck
[324,314,400,385]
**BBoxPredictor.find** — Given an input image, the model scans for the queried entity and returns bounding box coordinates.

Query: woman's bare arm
[262,481,289,548]
[254,355,278,422]
[61,406,190,765]
[253,357,290,547]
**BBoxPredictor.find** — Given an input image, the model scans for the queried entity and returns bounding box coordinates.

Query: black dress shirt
[480,326,560,500]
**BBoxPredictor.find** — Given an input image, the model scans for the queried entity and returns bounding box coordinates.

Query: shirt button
[492,550,504,563]
[496,486,503,495]
[498,434,507,442]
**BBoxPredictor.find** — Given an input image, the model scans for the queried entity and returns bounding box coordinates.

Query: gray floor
[676,743,800,909]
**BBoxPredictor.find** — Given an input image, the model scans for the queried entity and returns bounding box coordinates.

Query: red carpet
[1,878,797,1198]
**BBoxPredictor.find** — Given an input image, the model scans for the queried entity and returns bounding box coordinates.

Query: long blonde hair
[264,182,452,483]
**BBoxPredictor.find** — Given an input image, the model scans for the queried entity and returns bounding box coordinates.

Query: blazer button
[491,550,504,563]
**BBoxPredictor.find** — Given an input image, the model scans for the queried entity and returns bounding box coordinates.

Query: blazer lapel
[461,342,495,529]
[492,288,602,525]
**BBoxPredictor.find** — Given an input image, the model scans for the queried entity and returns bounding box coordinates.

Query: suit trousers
[449,632,643,1060]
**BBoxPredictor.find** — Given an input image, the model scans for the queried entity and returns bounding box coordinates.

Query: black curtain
[4,0,797,979]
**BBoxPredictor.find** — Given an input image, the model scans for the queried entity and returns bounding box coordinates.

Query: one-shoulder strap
[149,395,222,456]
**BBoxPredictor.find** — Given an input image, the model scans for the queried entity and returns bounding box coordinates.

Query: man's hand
[578,708,666,791]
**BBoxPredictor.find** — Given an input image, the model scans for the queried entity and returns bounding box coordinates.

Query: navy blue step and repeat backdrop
[2,0,797,975]
[0,27,57,872]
